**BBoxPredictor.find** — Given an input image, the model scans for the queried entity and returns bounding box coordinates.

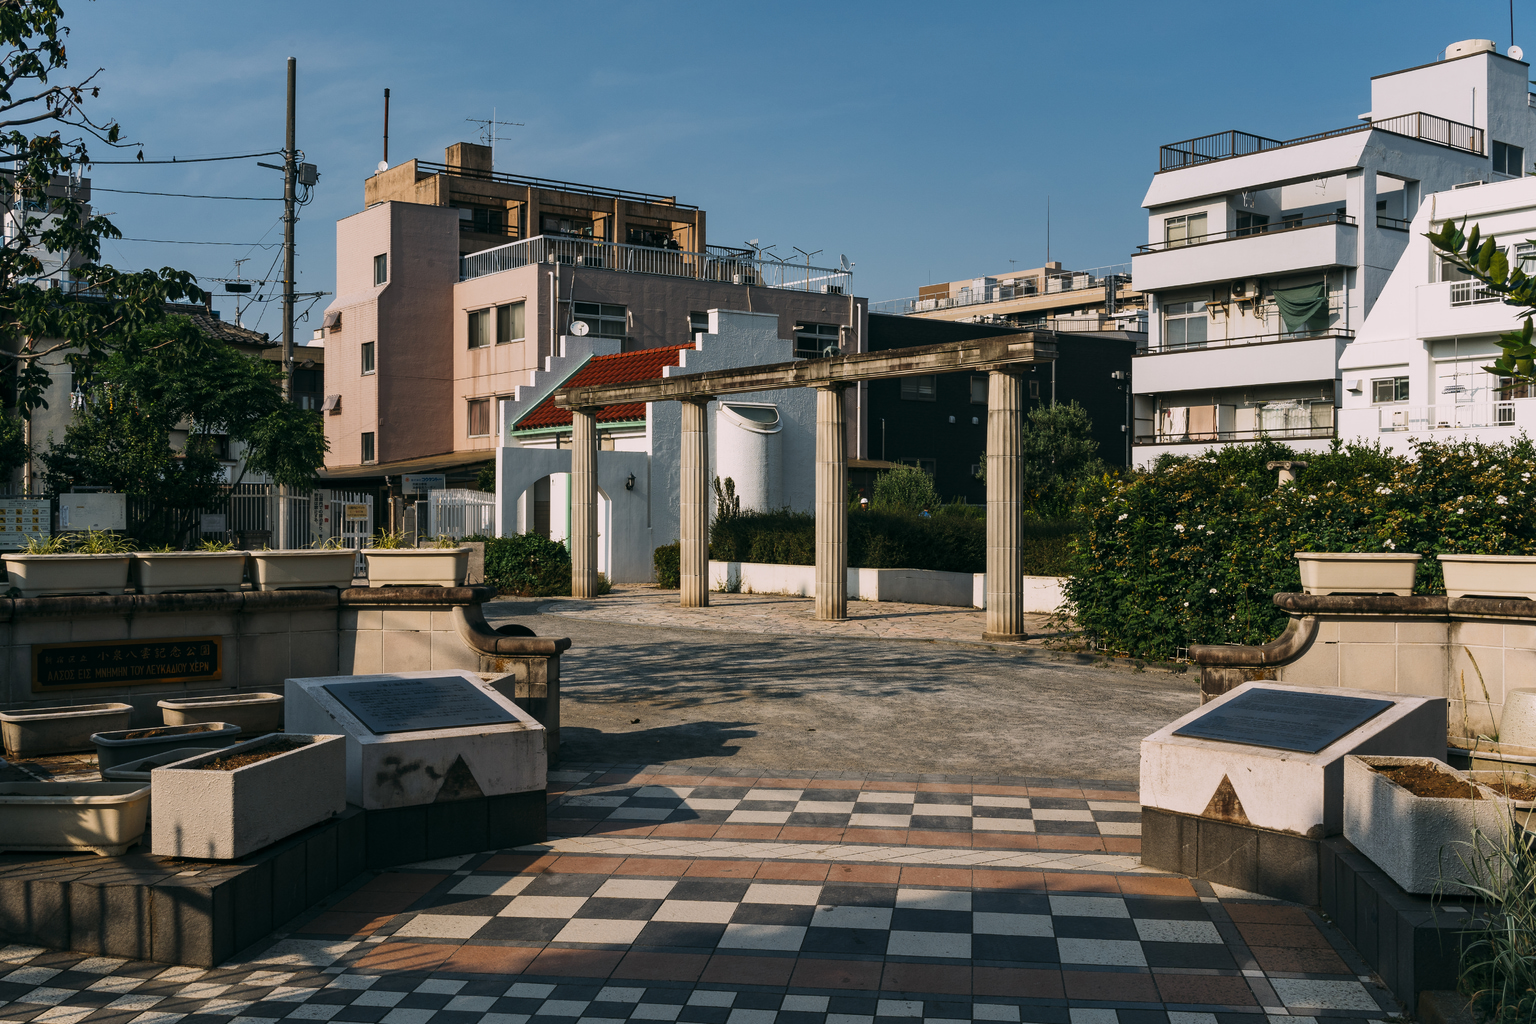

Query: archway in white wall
[597,487,611,576]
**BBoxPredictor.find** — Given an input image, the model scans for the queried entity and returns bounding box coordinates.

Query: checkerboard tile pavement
[0,766,1402,1024]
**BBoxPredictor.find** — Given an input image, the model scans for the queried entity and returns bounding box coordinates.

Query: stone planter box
[1295,552,1421,596]
[150,732,346,859]
[1438,554,1536,600]
[0,782,150,856]
[92,721,242,771]
[159,692,283,733]
[1465,769,1536,810]
[364,547,470,588]
[248,550,357,591]
[1343,754,1512,895]
[103,747,222,783]
[0,702,132,758]
[131,551,248,594]
[3,553,132,598]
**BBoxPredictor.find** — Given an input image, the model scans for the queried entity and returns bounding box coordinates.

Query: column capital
[813,381,849,393]
[678,394,714,407]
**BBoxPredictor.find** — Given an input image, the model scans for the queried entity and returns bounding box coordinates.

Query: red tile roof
[515,345,689,430]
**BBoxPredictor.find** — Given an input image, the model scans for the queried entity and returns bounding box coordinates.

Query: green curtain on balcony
[1274,282,1327,332]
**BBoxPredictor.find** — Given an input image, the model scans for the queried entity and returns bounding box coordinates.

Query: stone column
[985,369,1025,640]
[570,407,599,599]
[679,397,711,608]
[815,385,848,621]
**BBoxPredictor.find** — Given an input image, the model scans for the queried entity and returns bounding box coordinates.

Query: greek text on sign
[0,499,49,550]
[32,636,223,692]
[344,504,369,521]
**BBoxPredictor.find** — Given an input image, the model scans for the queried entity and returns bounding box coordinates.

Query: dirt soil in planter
[1374,762,1488,799]
[121,724,219,739]
[1479,777,1536,801]
[197,738,309,771]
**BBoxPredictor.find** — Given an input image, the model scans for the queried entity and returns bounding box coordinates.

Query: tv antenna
[792,247,822,291]
[465,108,524,170]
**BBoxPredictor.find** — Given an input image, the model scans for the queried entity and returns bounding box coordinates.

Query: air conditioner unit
[1345,379,1363,394]
[821,285,843,295]
[1230,278,1259,300]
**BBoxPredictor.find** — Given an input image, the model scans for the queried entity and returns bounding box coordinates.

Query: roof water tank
[1445,39,1497,58]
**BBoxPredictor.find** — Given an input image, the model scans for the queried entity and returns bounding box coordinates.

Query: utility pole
[277,56,297,549]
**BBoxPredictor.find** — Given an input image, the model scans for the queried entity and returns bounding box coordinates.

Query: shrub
[871,464,938,513]
[653,542,680,588]
[482,533,572,596]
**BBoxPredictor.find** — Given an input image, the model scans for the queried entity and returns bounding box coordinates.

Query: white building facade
[1130,39,1536,466]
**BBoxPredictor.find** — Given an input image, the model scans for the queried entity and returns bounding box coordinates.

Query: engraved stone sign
[1172,688,1395,754]
[323,676,517,735]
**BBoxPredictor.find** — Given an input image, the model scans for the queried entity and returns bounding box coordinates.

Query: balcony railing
[1377,215,1411,231]
[1378,402,1518,432]
[1140,317,1353,354]
[459,234,852,292]
[1138,212,1353,253]
[870,264,1131,316]
[1135,425,1336,445]
[1157,111,1483,171]
[417,160,694,209]
[1449,279,1499,306]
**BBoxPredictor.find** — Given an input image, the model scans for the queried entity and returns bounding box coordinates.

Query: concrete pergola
[552,333,1058,640]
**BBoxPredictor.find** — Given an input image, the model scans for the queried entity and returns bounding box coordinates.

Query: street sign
[344,504,369,522]
[402,474,445,495]
[199,514,227,535]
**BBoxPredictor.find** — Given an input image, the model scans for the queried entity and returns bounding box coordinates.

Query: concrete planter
[248,550,357,591]
[0,782,150,856]
[1465,770,1536,810]
[131,551,248,594]
[1295,552,1421,596]
[3,553,132,598]
[103,747,223,783]
[91,721,242,771]
[150,732,345,859]
[159,692,283,733]
[1438,554,1536,600]
[364,547,470,587]
[0,702,132,758]
[1343,754,1512,895]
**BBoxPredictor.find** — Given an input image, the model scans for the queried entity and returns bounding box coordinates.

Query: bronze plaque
[32,636,223,692]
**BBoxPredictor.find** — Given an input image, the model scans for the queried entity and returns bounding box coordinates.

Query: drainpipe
[548,267,557,359]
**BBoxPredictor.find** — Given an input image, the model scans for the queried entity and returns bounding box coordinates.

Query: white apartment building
[1130,39,1536,465]
[1338,174,1536,447]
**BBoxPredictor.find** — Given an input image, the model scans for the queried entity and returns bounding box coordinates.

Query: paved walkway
[0,765,1399,1024]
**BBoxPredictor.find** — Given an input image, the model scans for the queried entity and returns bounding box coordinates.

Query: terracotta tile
[1234,922,1334,949]
[802,779,855,790]
[790,958,884,990]
[611,951,709,982]
[778,827,845,842]
[528,948,624,977]
[586,823,656,838]
[756,861,829,881]
[827,863,901,884]
[917,783,972,793]
[899,866,972,887]
[480,853,559,873]
[440,945,540,975]
[352,941,458,973]
[701,954,795,986]
[973,967,1064,998]
[615,858,693,876]
[1154,973,1257,1006]
[1081,789,1139,802]
[715,825,781,840]
[758,777,810,788]
[880,962,970,995]
[1063,970,1158,1002]
[296,912,392,936]
[906,830,972,848]
[1043,872,1118,893]
[328,890,421,915]
[972,833,1038,850]
[842,828,908,844]
[972,869,1047,891]
[1118,876,1196,897]
[648,775,708,786]
[972,784,1033,797]
[685,859,761,878]
[547,856,626,875]
[1249,945,1351,975]
[1035,835,1105,852]
[1103,837,1142,854]
[861,781,918,792]
[358,872,448,893]
[1026,787,1083,799]
[649,823,720,838]
[1224,903,1315,925]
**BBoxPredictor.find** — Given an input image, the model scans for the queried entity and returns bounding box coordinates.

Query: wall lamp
[625,473,635,491]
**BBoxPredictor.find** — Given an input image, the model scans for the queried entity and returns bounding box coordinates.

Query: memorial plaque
[1172,688,1395,753]
[323,676,517,735]
[32,636,222,691]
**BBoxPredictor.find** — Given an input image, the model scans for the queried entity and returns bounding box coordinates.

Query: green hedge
[1064,436,1536,661]
[482,534,573,596]
[654,541,680,588]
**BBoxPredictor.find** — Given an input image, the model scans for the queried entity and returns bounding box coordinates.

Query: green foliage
[978,401,1111,517]
[1427,218,1536,385]
[653,541,680,588]
[713,476,741,522]
[871,464,938,513]
[475,462,495,493]
[1450,822,1536,1024]
[1064,436,1536,660]
[27,529,133,554]
[482,533,573,596]
[370,529,407,549]
[0,413,25,480]
[196,538,235,552]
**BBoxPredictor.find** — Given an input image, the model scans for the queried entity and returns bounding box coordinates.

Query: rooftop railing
[1158,111,1484,171]
[417,160,693,209]
[459,234,852,293]
[1136,211,1354,253]
[870,264,1132,316]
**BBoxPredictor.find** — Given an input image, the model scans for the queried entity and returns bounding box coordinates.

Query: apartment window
[689,311,709,336]
[1163,300,1208,349]
[467,398,491,437]
[468,308,492,349]
[541,212,594,239]
[1236,212,1269,237]
[571,302,627,340]
[900,376,936,402]
[1499,376,1532,400]
[1029,380,1041,400]
[1372,377,1409,404]
[361,432,375,464]
[373,254,387,286]
[497,301,525,344]
[1494,141,1525,177]
[970,375,987,404]
[1438,254,1472,282]
[1517,243,1536,276]
[1164,212,1207,248]
[1281,213,1303,230]
[360,342,375,375]
[794,322,840,358]
[457,205,506,235]
[628,225,678,249]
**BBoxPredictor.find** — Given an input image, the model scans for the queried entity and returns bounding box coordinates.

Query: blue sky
[65,1,1524,332]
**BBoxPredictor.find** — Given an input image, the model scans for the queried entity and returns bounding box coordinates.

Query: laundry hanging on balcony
[1273,282,1327,333]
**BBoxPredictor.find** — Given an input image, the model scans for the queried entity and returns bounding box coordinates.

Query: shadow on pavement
[559,720,758,763]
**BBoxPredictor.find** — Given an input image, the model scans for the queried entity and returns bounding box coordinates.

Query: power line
[116,237,283,247]
[93,187,281,201]
[86,149,284,166]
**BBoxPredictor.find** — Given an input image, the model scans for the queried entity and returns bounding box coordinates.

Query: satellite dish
[1511,44,1524,60]
[839,254,852,272]
[569,320,590,337]
[376,160,388,173]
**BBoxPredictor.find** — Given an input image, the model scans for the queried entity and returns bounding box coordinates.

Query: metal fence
[427,489,495,540]
[1157,111,1483,172]
[126,483,375,550]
